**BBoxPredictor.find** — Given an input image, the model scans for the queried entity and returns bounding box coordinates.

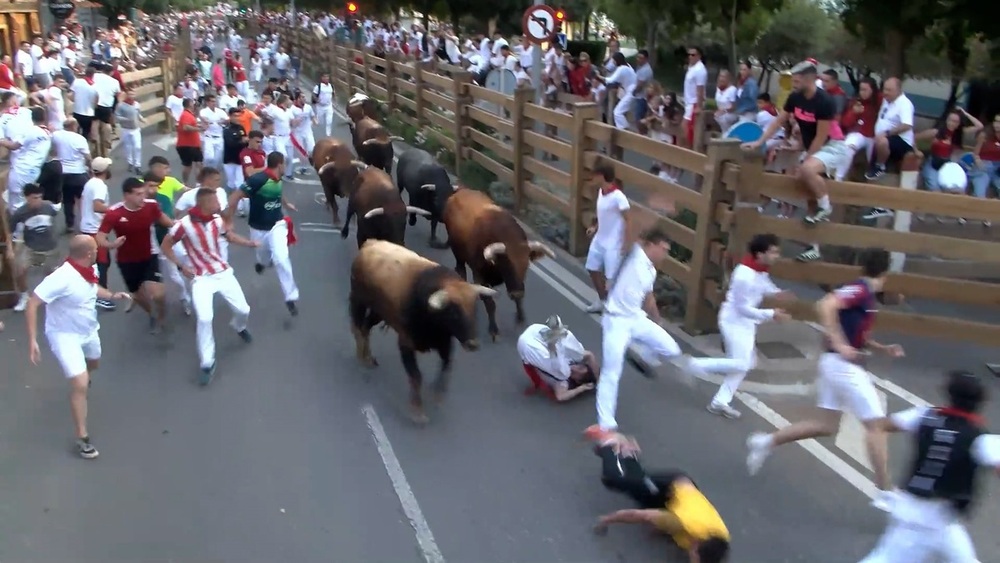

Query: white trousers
[121,128,142,167]
[192,268,250,369]
[236,80,250,98]
[272,134,295,169]
[223,163,245,190]
[315,104,334,137]
[291,131,315,162]
[689,318,757,406]
[251,220,299,301]
[613,93,634,129]
[860,518,978,563]
[203,136,224,169]
[161,246,191,304]
[596,313,682,429]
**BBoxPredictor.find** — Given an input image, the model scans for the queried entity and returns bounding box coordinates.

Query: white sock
[817,195,831,211]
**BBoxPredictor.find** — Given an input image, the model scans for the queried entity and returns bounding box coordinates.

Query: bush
[567,40,606,64]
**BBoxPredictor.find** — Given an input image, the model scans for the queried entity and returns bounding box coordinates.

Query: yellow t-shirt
[658,482,730,550]
[158,176,185,202]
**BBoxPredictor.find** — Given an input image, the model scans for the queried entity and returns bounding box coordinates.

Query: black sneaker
[77,437,99,459]
[199,363,217,386]
[286,301,298,316]
[864,165,886,181]
[95,298,116,311]
[237,329,253,343]
[254,263,265,274]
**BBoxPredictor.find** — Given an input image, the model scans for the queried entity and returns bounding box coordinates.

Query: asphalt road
[1,81,998,563]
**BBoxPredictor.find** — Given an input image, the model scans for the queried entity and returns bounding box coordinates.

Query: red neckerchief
[283,216,297,246]
[84,76,94,85]
[66,258,98,284]
[828,85,846,97]
[761,102,777,116]
[740,254,770,273]
[4,106,18,115]
[188,206,216,223]
[939,407,986,427]
[600,182,619,195]
[265,168,281,182]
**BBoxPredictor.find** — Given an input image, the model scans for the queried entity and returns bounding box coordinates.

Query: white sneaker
[13,292,29,312]
[871,489,897,512]
[707,401,741,419]
[585,300,603,314]
[746,432,772,475]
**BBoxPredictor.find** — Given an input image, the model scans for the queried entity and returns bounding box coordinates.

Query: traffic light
[554,9,565,20]
[347,2,358,13]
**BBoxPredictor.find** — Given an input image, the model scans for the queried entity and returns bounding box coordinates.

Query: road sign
[476,68,516,117]
[723,120,766,154]
[522,5,557,45]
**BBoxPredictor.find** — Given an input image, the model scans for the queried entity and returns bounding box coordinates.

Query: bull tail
[483,242,507,262]
[363,207,385,219]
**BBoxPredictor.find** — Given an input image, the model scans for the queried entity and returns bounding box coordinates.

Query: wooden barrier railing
[0,56,183,309]
[273,24,1000,344]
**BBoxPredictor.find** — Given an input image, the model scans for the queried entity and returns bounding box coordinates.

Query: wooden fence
[275,25,1000,346]
[0,56,182,308]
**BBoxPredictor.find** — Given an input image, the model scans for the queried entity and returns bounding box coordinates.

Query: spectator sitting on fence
[835,76,880,182]
[968,111,1000,202]
[518,315,599,402]
[917,107,982,195]
[647,90,683,184]
[713,69,738,131]
[864,77,915,181]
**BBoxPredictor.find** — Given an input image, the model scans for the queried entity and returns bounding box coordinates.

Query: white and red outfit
[233,62,249,98]
[33,260,102,378]
[290,102,315,162]
[169,209,250,370]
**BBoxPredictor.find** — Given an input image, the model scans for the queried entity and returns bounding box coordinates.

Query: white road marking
[295,178,323,185]
[836,389,888,471]
[362,404,445,563]
[153,136,176,151]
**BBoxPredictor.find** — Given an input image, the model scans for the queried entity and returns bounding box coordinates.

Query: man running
[79,157,115,310]
[312,72,335,136]
[237,130,267,217]
[228,152,299,316]
[161,187,257,385]
[589,228,686,435]
[746,249,903,511]
[175,98,205,185]
[25,235,131,458]
[589,430,731,563]
[95,177,174,333]
[860,370,1000,562]
[222,108,248,199]
[683,234,793,419]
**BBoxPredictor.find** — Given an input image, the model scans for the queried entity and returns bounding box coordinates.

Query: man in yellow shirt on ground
[588,427,731,563]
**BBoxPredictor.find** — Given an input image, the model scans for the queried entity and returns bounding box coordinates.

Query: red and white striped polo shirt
[169,215,229,276]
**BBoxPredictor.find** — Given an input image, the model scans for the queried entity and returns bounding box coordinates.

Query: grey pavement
[0,77,997,563]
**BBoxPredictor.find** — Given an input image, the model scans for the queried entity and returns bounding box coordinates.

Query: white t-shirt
[594,188,630,248]
[80,177,109,234]
[46,85,65,124]
[516,323,586,382]
[219,94,243,112]
[274,52,290,69]
[61,47,76,69]
[267,106,293,136]
[165,95,184,121]
[51,130,91,174]
[715,85,737,111]
[606,64,637,97]
[291,104,314,135]
[683,61,708,107]
[93,73,120,107]
[874,93,915,147]
[70,80,98,116]
[30,44,44,74]
[174,186,228,215]
[604,244,657,317]
[199,107,228,137]
[887,406,1000,529]
[11,125,52,176]
[313,82,334,106]
[33,261,100,337]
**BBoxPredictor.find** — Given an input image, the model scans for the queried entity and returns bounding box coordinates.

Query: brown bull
[441,188,555,341]
[350,240,496,424]
[312,138,361,226]
[340,162,430,248]
[351,116,401,174]
[346,92,380,123]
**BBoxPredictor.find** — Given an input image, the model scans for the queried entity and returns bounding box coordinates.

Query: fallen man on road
[588,429,731,563]
[517,315,598,401]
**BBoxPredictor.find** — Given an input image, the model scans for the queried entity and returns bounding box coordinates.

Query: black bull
[395,148,456,249]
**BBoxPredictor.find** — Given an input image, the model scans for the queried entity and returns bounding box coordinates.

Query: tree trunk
[940,21,969,122]
[488,16,497,38]
[645,20,658,68]
[582,10,592,40]
[883,29,908,78]
[729,0,738,69]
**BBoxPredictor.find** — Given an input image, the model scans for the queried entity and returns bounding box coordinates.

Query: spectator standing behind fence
[682,47,707,148]
[631,50,653,127]
[918,108,982,194]
[602,52,636,131]
[713,69,738,131]
[733,62,759,122]
[865,77,915,181]
[968,112,1000,201]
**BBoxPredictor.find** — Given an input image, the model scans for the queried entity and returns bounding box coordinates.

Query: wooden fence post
[683,138,744,334]
[568,101,600,256]
[385,54,397,113]
[510,86,534,212]
[451,69,471,175]
[725,152,766,285]
[344,46,355,93]
[362,50,372,94]
[413,62,426,126]
[161,57,173,133]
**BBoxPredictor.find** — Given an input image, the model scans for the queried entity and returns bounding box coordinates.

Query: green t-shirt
[155,176,185,243]
[242,171,284,231]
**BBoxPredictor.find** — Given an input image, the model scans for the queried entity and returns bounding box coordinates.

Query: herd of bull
[311,93,556,423]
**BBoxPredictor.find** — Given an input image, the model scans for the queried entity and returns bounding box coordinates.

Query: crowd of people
[4,10,1000,563]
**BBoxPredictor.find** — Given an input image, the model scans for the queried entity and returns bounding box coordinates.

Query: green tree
[747,0,833,89]
[840,0,945,77]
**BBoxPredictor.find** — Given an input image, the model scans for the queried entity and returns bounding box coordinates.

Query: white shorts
[47,331,102,378]
[683,103,696,121]
[808,140,853,179]
[816,353,885,421]
[585,241,622,278]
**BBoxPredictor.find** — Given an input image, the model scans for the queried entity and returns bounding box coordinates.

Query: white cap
[91,157,112,172]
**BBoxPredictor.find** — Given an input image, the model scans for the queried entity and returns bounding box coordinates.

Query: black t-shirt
[783,88,836,150]
[223,124,248,164]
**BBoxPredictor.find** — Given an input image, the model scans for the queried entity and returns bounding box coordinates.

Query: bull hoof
[489,332,499,343]
[431,388,446,406]
[428,238,449,249]
[409,407,430,425]
[360,356,378,368]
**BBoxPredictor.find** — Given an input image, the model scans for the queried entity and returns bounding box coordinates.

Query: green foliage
[749,0,835,69]
[566,40,607,65]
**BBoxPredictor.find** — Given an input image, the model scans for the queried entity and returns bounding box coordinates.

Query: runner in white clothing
[199,94,229,170]
[290,91,316,174]
[590,228,688,433]
[25,235,131,459]
[264,96,295,178]
[312,73,335,136]
[161,187,258,386]
[584,160,630,313]
[682,234,794,419]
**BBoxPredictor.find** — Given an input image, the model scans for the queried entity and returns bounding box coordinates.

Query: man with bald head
[865,77,915,181]
[25,234,130,459]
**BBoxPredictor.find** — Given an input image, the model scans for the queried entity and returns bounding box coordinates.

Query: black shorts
[118,257,162,293]
[597,445,688,509]
[177,146,204,167]
[95,105,114,123]
[73,113,94,138]
[886,134,914,164]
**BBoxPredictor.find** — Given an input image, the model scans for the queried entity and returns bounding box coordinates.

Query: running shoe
[803,208,832,226]
[583,424,616,443]
[871,489,898,512]
[77,437,99,459]
[286,301,298,316]
[199,363,217,386]
[237,329,253,343]
[746,432,773,475]
[96,298,117,311]
[707,401,741,419]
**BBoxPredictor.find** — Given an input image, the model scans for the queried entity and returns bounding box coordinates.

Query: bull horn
[363,207,385,219]
[428,289,450,310]
[528,241,556,259]
[470,284,498,297]
[362,138,384,146]
[405,206,431,216]
[349,160,368,169]
[420,183,436,191]
[483,242,507,262]
[389,136,404,141]
[317,162,337,175]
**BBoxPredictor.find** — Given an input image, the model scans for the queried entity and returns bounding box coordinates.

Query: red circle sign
[521,5,557,45]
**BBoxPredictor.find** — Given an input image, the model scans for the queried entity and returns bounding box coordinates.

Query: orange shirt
[176,109,201,147]
[236,109,258,135]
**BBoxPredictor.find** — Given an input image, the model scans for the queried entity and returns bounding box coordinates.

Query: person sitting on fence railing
[646,90,683,184]
[865,77,916,181]
[917,108,982,196]
[968,112,1000,202]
